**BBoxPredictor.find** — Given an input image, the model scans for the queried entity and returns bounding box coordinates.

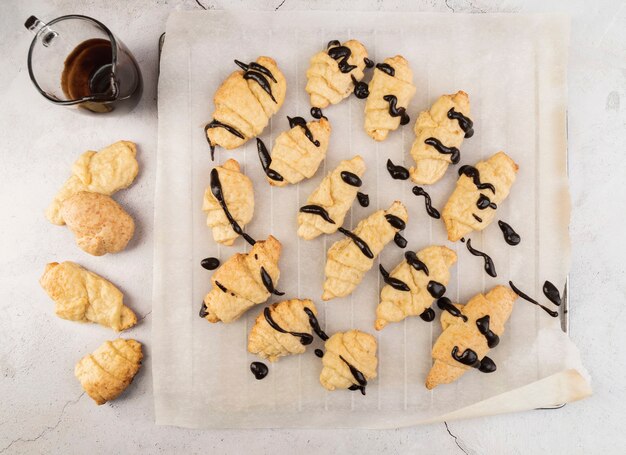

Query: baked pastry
[375,246,457,330]
[425,286,517,389]
[39,261,137,331]
[364,56,416,141]
[297,156,366,240]
[320,330,377,394]
[442,151,518,242]
[60,191,134,256]
[75,339,143,405]
[306,40,368,108]
[46,141,138,225]
[409,91,474,184]
[201,236,282,323]
[322,201,408,301]
[202,159,254,246]
[265,117,332,186]
[205,57,286,158]
[248,299,318,362]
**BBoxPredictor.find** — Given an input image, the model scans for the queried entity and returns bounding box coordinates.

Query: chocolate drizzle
[250,361,268,380]
[478,357,497,373]
[327,44,357,73]
[458,165,496,194]
[385,214,406,230]
[310,107,327,119]
[379,264,410,291]
[405,251,429,275]
[300,205,336,224]
[386,159,410,180]
[424,137,460,164]
[351,74,369,99]
[264,307,313,345]
[383,95,410,125]
[420,308,436,322]
[200,257,220,270]
[234,60,277,103]
[338,227,374,259]
[357,192,370,207]
[466,239,497,277]
[327,40,340,48]
[447,107,474,138]
[427,281,446,299]
[340,355,368,395]
[498,220,521,246]
[234,60,277,82]
[210,168,256,246]
[394,232,407,248]
[451,346,481,368]
[412,186,441,219]
[476,315,500,348]
[341,171,362,187]
[375,63,395,76]
[543,281,562,306]
[260,267,284,296]
[314,349,324,358]
[477,194,497,210]
[215,281,228,293]
[304,307,329,341]
[364,57,374,68]
[472,214,483,223]
[199,302,208,318]
[509,281,559,317]
[437,297,468,322]
[257,138,284,182]
[205,120,245,160]
[288,116,320,147]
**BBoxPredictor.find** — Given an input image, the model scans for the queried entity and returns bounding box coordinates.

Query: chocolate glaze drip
[460,237,466,243]
[420,308,436,322]
[509,281,559,317]
[327,45,357,73]
[243,71,276,103]
[327,40,340,49]
[498,220,521,246]
[257,138,284,182]
[300,205,336,224]
[477,194,497,210]
[341,171,362,187]
[215,281,228,293]
[458,165,496,194]
[205,120,245,160]
[452,346,481,368]
[466,239,497,277]
[364,57,375,68]
[314,349,324,358]
[260,266,284,296]
[250,361,268,380]
[383,95,410,125]
[288,116,320,147]
[357,192,370,207]
[338,227,374,259]
[375,63,395,76]
[476,315,500,348]
[427,281,446,299]
[351,74,369,99]
[199,302,208,318]
[386,159,410,180]
[210,168,256,246]
[424,137,460,164]
[447,107,474,138]
[304,307,329,341]
[340,355,368,395]
[201,257,220,270]
[437,297,468,322]
[379,264,410,291]
[394,232,407,248]
[478,357,497,373]
[264,307,313,345]
[234,60,277,82]
[412,186,441,219]
[405,251,429,275]
[385,214,406,230]
[310,107,327,120]
[543,281,562,306]
[472,214,483,223]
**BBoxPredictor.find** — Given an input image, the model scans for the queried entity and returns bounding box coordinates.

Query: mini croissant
[205,57,287,156]
[265,117,332,186]
[297,156,366,240]
[46,141,139,225]
[201,236,282,323]
[203,159,254,246]
[425,286,517,389]
[248,299,318,362]
[75,339,143,405]
[323,201,408,301]
[306,39,369,108]
[364,56,416,141]
[40,261,137,332]
[320,330,378,394]
[375,246,457,330]
[442,151,518,242]
[409,91,473,185]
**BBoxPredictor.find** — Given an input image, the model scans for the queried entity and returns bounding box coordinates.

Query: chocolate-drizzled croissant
[425,286,517,389]
[306,40,368,108]
[205,57,286,157]
[201,236,282,323]
[442,151,518,242]
[409,91,473,184]
[297,156,366,240]
[323,201,408,301]
[364,56,416,141]
[375,246,457,330]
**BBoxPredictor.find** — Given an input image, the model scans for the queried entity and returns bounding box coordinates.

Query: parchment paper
[153,11,591,428]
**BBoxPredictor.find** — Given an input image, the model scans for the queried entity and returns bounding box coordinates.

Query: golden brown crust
[320,330,377,392]
[425,286,517,390]
[203,236,282,323]
[39,261,137,331]
[248,299,317,362]
[375,246,457,330]
[442,151,519,242]
[297,156,366,239]
[75,339,143,405]
[202,159,255,246]
[46,141,139,225]
[60,191,134,256]
[364,55,416,141]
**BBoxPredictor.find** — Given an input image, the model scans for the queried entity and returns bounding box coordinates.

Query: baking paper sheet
[153,11,590,428]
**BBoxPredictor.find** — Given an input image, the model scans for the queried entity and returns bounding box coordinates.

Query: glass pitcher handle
[24,16,58,47]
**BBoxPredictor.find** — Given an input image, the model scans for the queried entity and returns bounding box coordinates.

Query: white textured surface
[0,0,624,453]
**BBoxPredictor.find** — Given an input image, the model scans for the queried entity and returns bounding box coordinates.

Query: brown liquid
[61,39,114,100]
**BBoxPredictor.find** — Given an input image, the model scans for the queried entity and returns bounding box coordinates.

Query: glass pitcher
[25,14,142,113]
